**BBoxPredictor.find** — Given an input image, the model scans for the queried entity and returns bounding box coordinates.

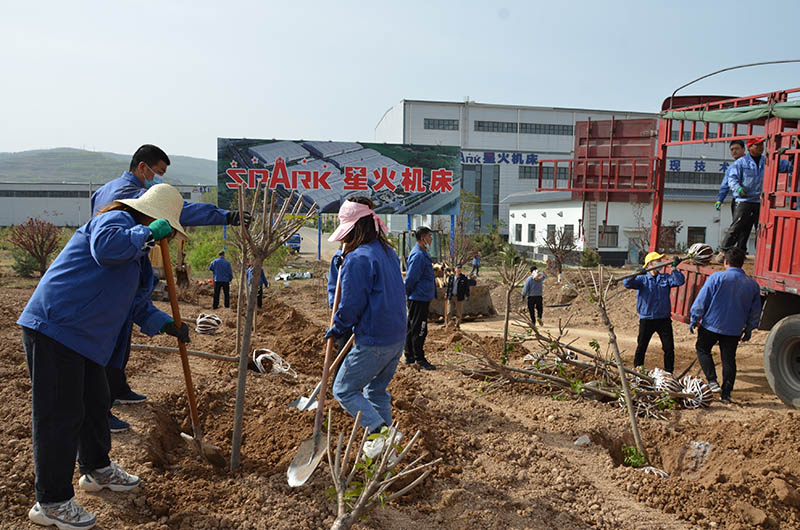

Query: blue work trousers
[332,340,404,432]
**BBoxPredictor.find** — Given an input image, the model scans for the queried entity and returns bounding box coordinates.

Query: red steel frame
[655,87,800,295]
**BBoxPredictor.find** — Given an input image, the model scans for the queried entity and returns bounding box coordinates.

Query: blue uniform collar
[742,152,764,170]
[121,171,145,188]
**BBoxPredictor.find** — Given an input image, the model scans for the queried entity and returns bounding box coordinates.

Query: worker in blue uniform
[91,144,249,433]
[19,184,191,530]
[209,251,234,309]
[324,197,407,459]
[246,262,269,308]
[714,140,746,218]
[690,247,761,403]
[622,251,685,374]
[403,227,437,370]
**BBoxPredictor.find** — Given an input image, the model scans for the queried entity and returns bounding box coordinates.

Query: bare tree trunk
[235,255,246,357]
[502,287,512,354]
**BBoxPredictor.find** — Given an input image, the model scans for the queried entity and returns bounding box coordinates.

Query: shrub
[11,248,39,277]
[10,218,62,276]
[580,247,600,268]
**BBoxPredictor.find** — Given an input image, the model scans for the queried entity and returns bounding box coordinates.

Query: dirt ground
[1,259,800,530]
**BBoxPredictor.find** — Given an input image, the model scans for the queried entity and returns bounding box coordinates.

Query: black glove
[227,211,252,228]
[672,256,681,268]
[636,267,646,275]
[163,321,190,344]
[741,327,753,342]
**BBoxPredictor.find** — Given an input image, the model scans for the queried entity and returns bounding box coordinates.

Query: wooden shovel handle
[313,252,344,434]
[159,239,202,436]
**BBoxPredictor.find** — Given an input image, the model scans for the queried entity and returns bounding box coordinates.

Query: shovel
[159,239,227,468]
[612,243,713,284]
[287,256,344,486]
[289,334,355,411]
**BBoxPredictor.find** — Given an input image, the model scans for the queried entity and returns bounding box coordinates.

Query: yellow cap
[644,252,664,266]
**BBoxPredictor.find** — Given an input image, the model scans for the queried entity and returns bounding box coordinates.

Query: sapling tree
[541,225,577,283]
[498,246,528,357]
[10,217,61,276]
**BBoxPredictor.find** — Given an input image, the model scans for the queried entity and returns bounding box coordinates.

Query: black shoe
[113,390,147,406]
[108,413,130,433]
[416,359,436,371]
[404,357,416,365]
[720,395,733,404]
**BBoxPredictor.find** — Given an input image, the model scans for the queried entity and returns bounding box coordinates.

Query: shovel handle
[612,256,686,284]
[313,253,344,434]
[159,239,203,439]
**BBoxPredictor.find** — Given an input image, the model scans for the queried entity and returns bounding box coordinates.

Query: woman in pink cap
[325,197,407,458]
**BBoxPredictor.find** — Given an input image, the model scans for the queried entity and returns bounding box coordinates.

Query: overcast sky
[3,0,799,160]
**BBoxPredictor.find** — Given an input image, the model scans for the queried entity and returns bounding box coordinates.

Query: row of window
[512,223,707,249]
[665,171,723,186]
[519,166,569,180]
[0,190,192,199]
[423,118,459,130]
[475,120,574,135]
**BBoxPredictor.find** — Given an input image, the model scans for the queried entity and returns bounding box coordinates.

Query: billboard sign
[217,138,461,214]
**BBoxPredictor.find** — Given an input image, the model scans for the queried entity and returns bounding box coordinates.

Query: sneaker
[720,395,733,403]
[79,462,140,493]
[363,428,404,460]
[416,359,436,371]
[29,499,96,529]
[108,413,130,433]
[113,390,147,405]
[708,381,722,393]
[537,318,544,327]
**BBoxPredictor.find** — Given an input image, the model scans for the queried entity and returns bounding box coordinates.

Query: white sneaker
[79,461,140,492]
[708,381,722,393]
[29,499,96,529]
[363,428,403,460]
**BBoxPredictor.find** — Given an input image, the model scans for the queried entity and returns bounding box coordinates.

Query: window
[687,226,706,246]
[563,224,575,242]
[528,224,536,243]
[666,171,724,186]
[0,190,89,198]
[424,118,459,131]
[475,120,517,133]
[598,224,619,248]
[519,123,574,136]
[515,224,522,242]
[519,166,537,179]
[546,224,556,242]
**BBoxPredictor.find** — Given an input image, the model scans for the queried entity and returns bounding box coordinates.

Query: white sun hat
[114,183,187,240]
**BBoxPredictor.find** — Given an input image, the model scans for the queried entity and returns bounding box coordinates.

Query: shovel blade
[181,432,227,469]
[289,396,318,411]
[287,432,327,487]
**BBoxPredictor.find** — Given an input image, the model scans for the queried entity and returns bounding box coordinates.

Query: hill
[0,147,215,186]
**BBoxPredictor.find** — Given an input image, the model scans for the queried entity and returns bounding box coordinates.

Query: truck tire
[764,315,800,408]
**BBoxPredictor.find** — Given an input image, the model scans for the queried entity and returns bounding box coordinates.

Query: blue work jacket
[715,166,734,203]
[246,267,268,288]
[209,257,233,282]
[622,269,685,320]
[690,267,761,336]
[726,153,792,204]
[521,273,546,298]
[18,211,171,367]
[404,244,436,302]
[328,249,343,308]
[331,240,407,346]
[91,171,229,225]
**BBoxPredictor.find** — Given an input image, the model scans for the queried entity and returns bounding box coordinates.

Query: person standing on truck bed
[90,144,250,434]
[714,137,793,263]
[404,226,437,371]
[689,247,761,403]
[622,252,685,374]
[714,140,746,219]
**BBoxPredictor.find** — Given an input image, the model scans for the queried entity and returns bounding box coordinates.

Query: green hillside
[0,148,215,186]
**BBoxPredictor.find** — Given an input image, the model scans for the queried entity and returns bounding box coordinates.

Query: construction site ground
[1,252,799,529]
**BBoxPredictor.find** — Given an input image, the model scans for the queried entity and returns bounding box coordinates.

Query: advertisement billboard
[217,138,461,214]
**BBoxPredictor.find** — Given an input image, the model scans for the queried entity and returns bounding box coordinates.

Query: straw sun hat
[114,183,187,240]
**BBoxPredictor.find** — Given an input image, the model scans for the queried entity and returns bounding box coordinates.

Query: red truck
[659,88,800,408]
[532,88,800,407]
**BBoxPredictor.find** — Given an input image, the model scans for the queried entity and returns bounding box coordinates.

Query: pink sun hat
[328,201,388,242]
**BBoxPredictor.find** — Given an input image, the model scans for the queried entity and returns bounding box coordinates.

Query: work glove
[736,186,746,198]
[149,218,172,241]
[672,256,681,268]
[226,210,252,228]
[741,327,753,342]
[162,321,190,344]
[636,267,646,275]
[689,321,696,334]
[324,327,343,340]
[714,201,721,211]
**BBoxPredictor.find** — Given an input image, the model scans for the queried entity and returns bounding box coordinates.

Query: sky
[2,0,800,161]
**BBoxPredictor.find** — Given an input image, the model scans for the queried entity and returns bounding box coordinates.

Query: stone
[574,435,590,447]
[735,501,767,526]
[773,478,800,507]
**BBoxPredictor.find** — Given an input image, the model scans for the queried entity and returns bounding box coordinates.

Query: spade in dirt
[287,253,344,486]
[160,239,227,468]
